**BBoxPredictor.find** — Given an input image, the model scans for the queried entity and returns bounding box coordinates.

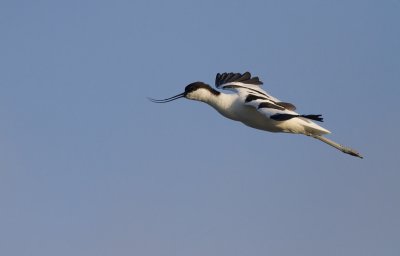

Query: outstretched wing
[216,72,263,87]
[243,91,323,122]
[243,92,301,121]
[215,72,297,111]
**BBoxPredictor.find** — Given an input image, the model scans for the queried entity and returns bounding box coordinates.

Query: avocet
[149,72,362,158]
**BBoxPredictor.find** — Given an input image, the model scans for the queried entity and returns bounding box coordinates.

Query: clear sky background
[0,0,399,255]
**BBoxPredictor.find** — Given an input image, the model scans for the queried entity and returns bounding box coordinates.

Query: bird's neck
[202,92,238,120]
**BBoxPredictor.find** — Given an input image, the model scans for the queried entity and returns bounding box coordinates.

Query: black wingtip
[301,114,324,122]
[215,72,263,86]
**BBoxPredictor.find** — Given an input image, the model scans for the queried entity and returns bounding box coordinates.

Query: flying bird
[149,72,362,158]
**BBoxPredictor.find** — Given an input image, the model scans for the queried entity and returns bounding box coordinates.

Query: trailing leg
[311,135,363,159]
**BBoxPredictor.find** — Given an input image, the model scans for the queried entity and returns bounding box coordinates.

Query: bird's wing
[240,91,324,122]
[216,72,263,88]
[215,72,297,111]
[241,92,300,120]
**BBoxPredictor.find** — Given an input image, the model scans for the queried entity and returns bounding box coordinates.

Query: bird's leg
[310,135,363,159]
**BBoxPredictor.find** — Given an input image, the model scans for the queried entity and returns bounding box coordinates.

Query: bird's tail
[311,135,363,159]
[296,117,331,136]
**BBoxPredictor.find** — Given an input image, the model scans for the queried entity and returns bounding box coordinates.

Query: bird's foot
[341,146,363,159]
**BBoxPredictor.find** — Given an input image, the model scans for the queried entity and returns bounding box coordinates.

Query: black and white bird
[149,72,362,158]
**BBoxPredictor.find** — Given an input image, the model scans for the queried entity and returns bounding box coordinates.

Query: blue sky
[0,0,399,255]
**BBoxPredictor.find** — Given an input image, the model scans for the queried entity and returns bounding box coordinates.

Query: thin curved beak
[148,92,185,103]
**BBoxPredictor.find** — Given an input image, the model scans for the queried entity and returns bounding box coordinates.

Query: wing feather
[215,72,263,87]
[243,96,293,118]
[236,72,251,82]
[276,102,296,111]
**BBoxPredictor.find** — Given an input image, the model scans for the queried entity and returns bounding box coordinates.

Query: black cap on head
[184,82,220,96]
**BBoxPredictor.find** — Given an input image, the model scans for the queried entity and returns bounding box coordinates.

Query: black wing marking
[257,101,286,111]
[246,94,297,111]
[216,72,263,87]
[245,94,269,103]
[271,114,323,122]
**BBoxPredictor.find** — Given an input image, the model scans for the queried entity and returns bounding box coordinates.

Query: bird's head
[149,82,220,103]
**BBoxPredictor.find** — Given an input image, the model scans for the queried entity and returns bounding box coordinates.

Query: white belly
[216,104,283,133]
[236,106,284,132]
